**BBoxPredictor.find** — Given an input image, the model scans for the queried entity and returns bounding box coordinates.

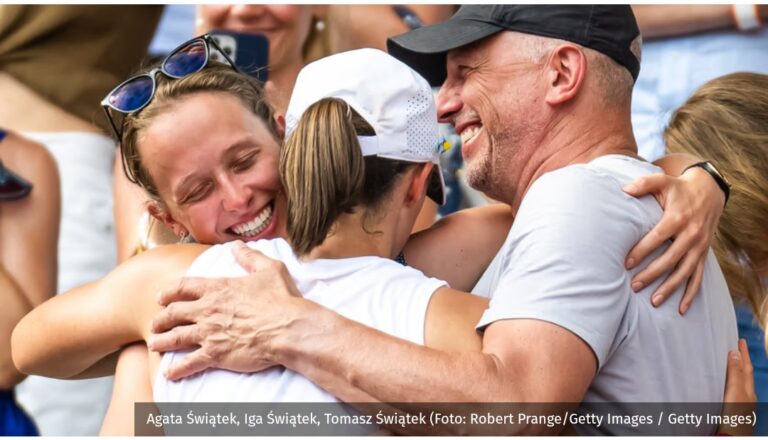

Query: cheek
[183,202,222,243]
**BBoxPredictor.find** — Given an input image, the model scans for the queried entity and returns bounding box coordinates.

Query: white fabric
[284,48,445,204]
[475,155,737,435]
[14,131,117,436]
[154,238,444,406]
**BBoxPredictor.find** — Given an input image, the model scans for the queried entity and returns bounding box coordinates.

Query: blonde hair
[119,64,280,201]
[665,72,768,350]
[280,98,415,256]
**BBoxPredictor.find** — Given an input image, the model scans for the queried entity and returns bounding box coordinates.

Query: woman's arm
[11,244,207,379]
[100,343,159,436]
[624,153,725,312]
[406,204,513,292]
[424,287,486,352]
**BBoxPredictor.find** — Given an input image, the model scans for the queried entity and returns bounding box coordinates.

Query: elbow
[10,319,54,378]
[0,359,25,389]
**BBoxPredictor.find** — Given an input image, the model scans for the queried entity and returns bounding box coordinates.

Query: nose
[436,81,463,125]
[220,177,253,213]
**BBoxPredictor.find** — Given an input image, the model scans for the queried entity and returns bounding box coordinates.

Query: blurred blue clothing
[736,306,768,435]
[1,390,38,436]
[149,4,196,56]
[632,28,768,161]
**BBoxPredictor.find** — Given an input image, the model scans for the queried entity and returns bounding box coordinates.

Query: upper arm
[11,244,207,377]
[483,319,596,403]
[0,133,60,306]
[406,204,514,291]
[424,287,487,352]
[632,5,735,39]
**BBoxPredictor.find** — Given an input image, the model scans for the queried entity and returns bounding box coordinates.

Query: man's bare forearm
[272,304,556,435]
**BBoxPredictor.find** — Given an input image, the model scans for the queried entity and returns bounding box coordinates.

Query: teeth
[460,126,482,145]
[232,204,273,237]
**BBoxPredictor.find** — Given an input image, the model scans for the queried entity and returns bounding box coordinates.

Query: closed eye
[180,181,213,205]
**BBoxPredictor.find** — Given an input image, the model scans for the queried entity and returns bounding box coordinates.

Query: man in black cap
[148,6,738,435]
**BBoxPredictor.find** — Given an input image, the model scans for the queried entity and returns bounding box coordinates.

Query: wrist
[269,297,328,366]
[682,161,730,207]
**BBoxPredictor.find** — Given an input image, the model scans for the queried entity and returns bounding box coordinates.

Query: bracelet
[0,128,6,143]
[683,161,731,207]
[732,4,762,31]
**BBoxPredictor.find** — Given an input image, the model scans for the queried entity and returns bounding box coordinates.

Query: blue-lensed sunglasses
[101,34,240,140]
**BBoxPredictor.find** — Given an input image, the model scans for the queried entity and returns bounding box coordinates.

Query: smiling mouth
[228,202,275,238]
[460,125,483,146]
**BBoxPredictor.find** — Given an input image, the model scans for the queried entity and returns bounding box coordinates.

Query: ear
[404,163,434,208]
[274,113,286,139]
[147,202,189,240]
[544,44,587,106]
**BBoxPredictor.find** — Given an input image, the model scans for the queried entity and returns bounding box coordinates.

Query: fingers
[157,278,207,306]
[628,226,686,289]
[232,241,270,273]
[725,343,743,391]
[151,301,200,334]
[646,250,700,308]
[739,339,755,397]
[164,349,215,381]
[679,260,705,315]
[625,216,681,271]
[623,173,669,199]
[147,324,201,353]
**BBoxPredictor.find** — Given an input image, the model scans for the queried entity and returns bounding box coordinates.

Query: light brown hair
[280,97,415,256]
[665,72,768,349]
[119,63,281,201]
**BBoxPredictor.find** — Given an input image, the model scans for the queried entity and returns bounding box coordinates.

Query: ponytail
[281,98,369,256]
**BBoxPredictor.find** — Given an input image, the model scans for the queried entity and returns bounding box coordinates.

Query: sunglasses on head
[0,129,33,202]
[101,34,240,140]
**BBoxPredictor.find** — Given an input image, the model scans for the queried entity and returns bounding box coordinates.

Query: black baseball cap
[387,5,641,87]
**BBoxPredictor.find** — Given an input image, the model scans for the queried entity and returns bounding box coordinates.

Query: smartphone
[209,30,270,82]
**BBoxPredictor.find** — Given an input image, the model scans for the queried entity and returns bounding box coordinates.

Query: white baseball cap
[285,48,446,205]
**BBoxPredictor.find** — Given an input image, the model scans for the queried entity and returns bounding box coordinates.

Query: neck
[304,209,399,261]
[266,61,303,116]
[509,105,638,212]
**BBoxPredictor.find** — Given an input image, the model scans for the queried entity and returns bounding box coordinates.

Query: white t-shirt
[475,155,737,435]
[154,238,445,405]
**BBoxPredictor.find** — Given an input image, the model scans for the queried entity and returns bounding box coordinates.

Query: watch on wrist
[684,161,731,206]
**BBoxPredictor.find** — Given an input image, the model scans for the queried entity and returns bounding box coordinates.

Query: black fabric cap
[387,5,641,87]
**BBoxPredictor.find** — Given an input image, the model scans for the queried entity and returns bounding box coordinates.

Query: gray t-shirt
[474,155,737,435]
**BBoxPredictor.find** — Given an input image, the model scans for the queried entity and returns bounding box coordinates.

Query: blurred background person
[663,72,768,434]
[631,6,768,434]
[0,129,59,435]
[0,5,162,435]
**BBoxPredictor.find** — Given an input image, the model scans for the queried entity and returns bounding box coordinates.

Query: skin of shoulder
[405,204,513,292]
[424,287,487,352]
[11,243,209,378]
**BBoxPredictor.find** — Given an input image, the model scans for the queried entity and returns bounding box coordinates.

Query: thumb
[725,345,744,390]
[232,241,267,273]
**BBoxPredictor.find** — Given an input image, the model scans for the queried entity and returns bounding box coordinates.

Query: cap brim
[387,18,504,87]
[427,164,446,206]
